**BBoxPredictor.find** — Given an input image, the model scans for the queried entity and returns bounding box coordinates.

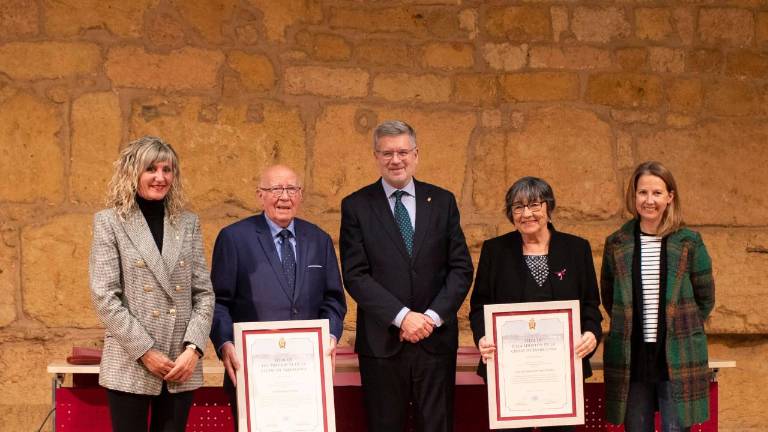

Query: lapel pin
[427,197,432,203]
[554,268,567,280]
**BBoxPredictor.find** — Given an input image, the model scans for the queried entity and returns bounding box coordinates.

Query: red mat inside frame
[55,383,718,431]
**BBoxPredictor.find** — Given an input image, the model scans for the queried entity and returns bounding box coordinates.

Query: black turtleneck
[136,195,165,252]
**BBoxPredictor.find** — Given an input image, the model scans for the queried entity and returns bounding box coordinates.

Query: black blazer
[340,179,474,357]
[469,226,602,378]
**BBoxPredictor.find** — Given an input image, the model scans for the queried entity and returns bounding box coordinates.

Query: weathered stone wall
[1,1,766,430]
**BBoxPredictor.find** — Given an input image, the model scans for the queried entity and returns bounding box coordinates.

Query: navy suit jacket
[209,213,346,353]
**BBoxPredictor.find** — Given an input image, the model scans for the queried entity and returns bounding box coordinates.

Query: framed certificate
[484,300,584,429]
[234,319,336,432]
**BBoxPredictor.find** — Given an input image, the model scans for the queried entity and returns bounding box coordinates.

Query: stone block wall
[0,1,766,430]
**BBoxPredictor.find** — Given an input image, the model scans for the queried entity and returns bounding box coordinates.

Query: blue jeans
[624,381,690,432]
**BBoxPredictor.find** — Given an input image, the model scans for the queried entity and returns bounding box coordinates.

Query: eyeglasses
[259,186,302,197]
[511,202,544,215]
[374,147,417,161]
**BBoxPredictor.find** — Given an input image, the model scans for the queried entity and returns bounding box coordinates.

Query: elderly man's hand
[326,336,338,376]
[220,342,241,386]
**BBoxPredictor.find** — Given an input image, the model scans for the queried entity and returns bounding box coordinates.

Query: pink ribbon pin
[555,269,567,280]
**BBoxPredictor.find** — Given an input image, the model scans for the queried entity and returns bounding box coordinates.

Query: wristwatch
[186,343,202,357]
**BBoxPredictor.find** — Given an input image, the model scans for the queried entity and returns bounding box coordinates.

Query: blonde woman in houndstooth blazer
[89,136,214,432]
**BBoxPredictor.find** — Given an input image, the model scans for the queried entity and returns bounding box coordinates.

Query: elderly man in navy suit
[340,120,474,432]
[209,164,346,421]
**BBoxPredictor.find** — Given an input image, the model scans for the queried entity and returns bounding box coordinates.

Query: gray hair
[372,120,416,150]
[504,176,556,222]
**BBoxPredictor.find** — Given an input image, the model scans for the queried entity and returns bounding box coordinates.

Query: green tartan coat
[601,220,715,427]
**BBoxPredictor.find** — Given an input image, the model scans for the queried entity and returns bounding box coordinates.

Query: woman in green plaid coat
[601,161,715,431]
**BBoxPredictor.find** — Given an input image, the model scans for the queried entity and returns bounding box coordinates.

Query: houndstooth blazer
[89,207,214,395]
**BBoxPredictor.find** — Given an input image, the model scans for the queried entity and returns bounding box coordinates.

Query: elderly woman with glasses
[469,176,603,432]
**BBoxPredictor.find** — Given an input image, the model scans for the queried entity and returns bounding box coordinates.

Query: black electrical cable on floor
[35,408,54,432]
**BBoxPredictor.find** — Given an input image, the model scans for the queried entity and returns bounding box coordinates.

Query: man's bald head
[259,164,302,188]
[258,165,303,228]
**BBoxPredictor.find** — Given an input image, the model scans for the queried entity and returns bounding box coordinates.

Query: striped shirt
[640,233,663,343]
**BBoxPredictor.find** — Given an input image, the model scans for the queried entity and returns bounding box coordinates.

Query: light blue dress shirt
[264,216,296,260]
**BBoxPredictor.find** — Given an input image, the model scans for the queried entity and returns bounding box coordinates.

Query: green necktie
[393,190,414,256]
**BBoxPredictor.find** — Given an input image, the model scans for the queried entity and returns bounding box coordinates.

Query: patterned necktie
[393,190,414,256]
[278,229,296,297]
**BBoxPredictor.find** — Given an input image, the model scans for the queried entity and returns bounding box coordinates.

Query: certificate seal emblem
[528,318,536,331]
[278,337,286,349]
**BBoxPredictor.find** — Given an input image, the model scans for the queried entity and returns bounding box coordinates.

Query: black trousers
[223,374,239,431]
[106,383,194,432]
[359,343,457,432]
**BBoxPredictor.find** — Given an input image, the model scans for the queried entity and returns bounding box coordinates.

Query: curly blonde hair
[106,136,186,222]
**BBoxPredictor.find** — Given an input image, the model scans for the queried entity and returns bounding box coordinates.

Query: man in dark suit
[209,164,347,421]
[340,120,474,432]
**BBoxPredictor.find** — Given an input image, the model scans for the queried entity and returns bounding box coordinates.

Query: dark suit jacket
[469,226,603,378]
[209,213,346,352]
[340,179,474,358]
